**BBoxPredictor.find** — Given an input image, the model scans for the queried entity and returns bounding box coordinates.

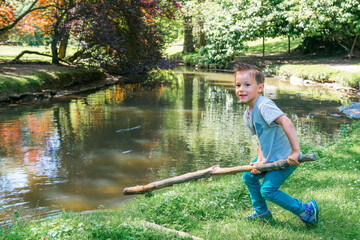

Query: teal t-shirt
[243,95,292,163]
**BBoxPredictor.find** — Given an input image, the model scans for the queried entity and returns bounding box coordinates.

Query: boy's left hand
[287,151,300,166]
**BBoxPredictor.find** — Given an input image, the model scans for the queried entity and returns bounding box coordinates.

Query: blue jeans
[242,158,305,215]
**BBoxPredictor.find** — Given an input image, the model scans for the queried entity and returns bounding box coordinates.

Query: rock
[303,80,317,86]
[290,76,304,85]
[340,102,360,119]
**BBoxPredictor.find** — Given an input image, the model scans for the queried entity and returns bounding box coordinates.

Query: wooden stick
[123,154,316,195]
[144,221,204,240]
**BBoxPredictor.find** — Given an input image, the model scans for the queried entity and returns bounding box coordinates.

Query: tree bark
[349,35,358,58]
[58,32,69,59]
[196,19,206,49]
[195,0,206,49]
[262,35,265,57]
[288,36,291,54]
[123,154,316,195]
[144,222,203,240]
[183,16,195,53]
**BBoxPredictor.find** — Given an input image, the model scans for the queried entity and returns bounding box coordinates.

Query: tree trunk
[123,154,316,195]
[51,35,60,64]
[58,33,69,59]
[262,35,265,57]
[196,19,206,49]
[349,35,358,58]
[288,36,291,54]
[183,16,195,53]
[195,0,206,49]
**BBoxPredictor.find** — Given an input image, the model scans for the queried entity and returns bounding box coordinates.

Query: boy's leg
[260,165,305,215]
[242,158,268,214]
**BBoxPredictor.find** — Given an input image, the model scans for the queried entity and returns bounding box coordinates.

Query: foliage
[172,0,360,65]
[68,0,180,74]
[285,0,360,53]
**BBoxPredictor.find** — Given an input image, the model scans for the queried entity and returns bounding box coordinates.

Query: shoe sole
[309,200,319,224]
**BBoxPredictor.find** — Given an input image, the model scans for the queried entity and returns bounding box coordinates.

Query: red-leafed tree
[69,0,181,74]
[2,0,181,73]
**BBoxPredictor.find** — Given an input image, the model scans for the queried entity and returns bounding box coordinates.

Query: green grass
[165,36,303,57]
[0,45,78,62]
[247,36,302,55]
[0,68,104,95]
[2,121,359,239]
[278,64,360,88]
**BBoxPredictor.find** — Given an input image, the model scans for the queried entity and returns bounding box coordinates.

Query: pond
[0,68,357,225]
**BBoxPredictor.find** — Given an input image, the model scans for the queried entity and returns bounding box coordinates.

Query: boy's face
[235,71,264,108]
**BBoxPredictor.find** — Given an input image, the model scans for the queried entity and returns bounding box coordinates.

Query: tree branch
[143,222,204,240]
[123,154,316,195]
[11,50,71,65]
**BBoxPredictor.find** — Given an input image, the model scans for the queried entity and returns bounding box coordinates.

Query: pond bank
[180,53,360,97]
[0,63,122,107]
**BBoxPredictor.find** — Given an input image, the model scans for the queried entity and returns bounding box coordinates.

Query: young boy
[234,62,318,225]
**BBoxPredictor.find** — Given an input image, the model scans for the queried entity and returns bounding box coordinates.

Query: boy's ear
[258,83,264,93]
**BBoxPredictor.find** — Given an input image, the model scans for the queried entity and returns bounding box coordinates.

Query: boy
[234,62,318,225]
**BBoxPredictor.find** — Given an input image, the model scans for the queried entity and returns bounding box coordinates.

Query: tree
[69,0,180,74]
[0,0,57,37]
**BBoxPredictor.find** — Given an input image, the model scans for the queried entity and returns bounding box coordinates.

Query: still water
[0,69,356,224]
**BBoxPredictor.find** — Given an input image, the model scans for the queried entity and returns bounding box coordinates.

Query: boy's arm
[250,145,263,174]
[275,115,301,166]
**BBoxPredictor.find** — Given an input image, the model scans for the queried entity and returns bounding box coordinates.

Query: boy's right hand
[250,162,262,174]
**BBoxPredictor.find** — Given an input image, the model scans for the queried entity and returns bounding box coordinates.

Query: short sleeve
[258,100,285,127]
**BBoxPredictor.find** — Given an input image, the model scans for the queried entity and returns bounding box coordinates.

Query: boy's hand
[287,151,300,166]
[250,162,262,174]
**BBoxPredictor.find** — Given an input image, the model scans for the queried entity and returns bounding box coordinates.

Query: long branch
[123,154,316,195]
[144,222,203,240]
[11,50,71,64]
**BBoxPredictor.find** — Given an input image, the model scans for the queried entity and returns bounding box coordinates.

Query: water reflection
[0,69,356,224]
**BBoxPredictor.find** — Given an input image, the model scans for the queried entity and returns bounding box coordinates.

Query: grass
[278,64,360,88]
[2,121,359,239]
[166,36,303,57]
[0,67,105,96]
[0,45,104,96]
[247,36,302,55]
[0,45,78,62]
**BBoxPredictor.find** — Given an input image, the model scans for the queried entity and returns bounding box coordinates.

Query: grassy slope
[0,46,103,96]
[2,121,359,239]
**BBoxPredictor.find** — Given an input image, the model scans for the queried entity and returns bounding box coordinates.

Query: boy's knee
[242,172,253,185]
[260,187,275,200]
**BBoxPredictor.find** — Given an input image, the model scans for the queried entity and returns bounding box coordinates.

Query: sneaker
[245,210,273,221]
[299,200,319,225]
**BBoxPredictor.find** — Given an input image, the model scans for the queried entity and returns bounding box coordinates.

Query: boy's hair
[233,62,264,85]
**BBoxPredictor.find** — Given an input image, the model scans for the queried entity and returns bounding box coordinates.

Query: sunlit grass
[246,36,302,54]
[165,36,303,57]
[0,45,79,62]
[278,64,360,88]
[0,67,104,95]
